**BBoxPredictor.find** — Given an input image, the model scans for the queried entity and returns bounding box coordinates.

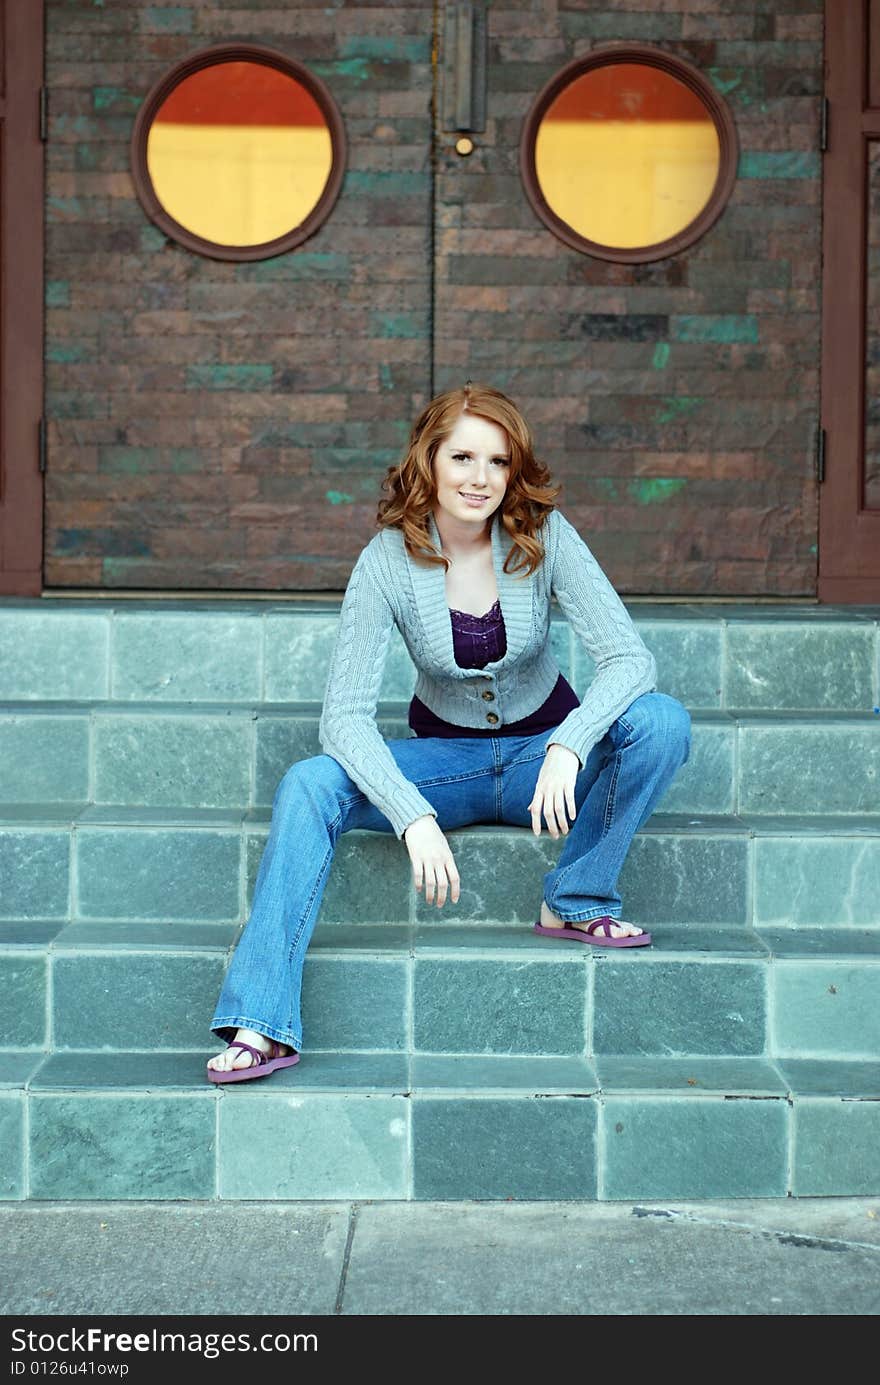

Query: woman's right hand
[403,814,460,908]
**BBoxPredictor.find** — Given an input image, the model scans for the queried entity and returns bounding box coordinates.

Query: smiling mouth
[460,493,488,500]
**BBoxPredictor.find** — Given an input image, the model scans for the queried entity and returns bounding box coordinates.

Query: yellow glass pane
[535,63,720,250]
[145,60,333,248]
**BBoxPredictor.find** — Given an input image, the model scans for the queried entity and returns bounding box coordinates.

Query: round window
[130,43,346,261]
[519,45,738,262]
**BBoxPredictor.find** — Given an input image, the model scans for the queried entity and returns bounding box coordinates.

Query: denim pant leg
[210,735,500,1051]
[501,692,691,923]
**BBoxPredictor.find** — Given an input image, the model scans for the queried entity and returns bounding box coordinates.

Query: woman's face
[432,411,511,531]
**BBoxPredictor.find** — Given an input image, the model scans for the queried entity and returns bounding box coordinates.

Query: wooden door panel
[0,0,44,595]
[820,0,880,600]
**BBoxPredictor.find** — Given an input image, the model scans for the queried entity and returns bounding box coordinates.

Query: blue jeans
[211,691,691,1051]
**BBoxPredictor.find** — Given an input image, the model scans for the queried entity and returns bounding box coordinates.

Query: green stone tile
[31,1051,210,1090]
[0,921,64,946]
[76,828,240,921]
[413,1097,598,1199]
[772,962,880,1057]
[416,827,558,926]
[0,1093,24,1198]
[29,1094,215,1198]
[263,614,339,701]
[53,953,225,1050]
[793,1098,880,1196]
[777,1059,880,1098]
[301,957,407,1051]
[656,721,735,814]
[0,830,70,919]
[4,953,48,1048]
[411,1055,597,1092]
[415,924,576,952]
[53,921,238,949]
[643,927,769,955]
[79,805,243,827]
[254,716,321,804]
[0,804,85,825]
[596,1056,786,1094]
[0,610,109,700]
[0,1053,46,1089]
[602,1096,788,1199]
[755,837,880,927]
[415,957,587,1055]
[725,623,874,709]
[219,1094,408,1198]
[639,622,723,708]
[310,924,411,952]
[759,929,880,959]
[0,716,89,802]
[617,831,749,926]
[740,724,880,814]
[270,1052,409,1091]
[309,831,412,925]
[594,959,766,1056]
[111,613,261,702]
[93,716,251,808]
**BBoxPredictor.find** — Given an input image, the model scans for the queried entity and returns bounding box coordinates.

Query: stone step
[1,1050,877,1201]
[2,704,879,817]
[5,922,880,1059]
[1,600,879,713]
[2,813,878,928]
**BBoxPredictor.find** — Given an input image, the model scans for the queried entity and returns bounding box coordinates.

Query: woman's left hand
[528,742,581,838]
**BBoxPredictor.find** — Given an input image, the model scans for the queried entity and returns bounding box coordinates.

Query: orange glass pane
[146,61,333,247]
[535,62,720,250]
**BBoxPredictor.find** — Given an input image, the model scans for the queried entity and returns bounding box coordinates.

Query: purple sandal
[207,1038,300,1084]
[533,915,652,948]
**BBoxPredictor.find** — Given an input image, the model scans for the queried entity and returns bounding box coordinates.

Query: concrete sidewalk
[2,1198,880,1316]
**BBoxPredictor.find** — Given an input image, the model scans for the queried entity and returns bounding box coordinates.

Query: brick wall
[45,1,824,595]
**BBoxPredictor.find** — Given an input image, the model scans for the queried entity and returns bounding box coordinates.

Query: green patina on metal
[47,343,92,363]
[241,253,350,283]
[339,36,430,62]
[93,88,142,114]
[186,365,273,391]
[371,312,422,339]
[47,198,83,219]
[312,59,370,84]
[326,491,354,506]
[652,343,670,369]
[672,315,758,344]
[143,6,194,34]
[628,478,688,504]
[739,151,820,180]
[656,396,703,424]
[46,282,70,308]
[379,363,394,391]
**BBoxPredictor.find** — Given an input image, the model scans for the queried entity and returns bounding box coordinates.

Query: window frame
[129,41,347,262]
[518,42,739,264]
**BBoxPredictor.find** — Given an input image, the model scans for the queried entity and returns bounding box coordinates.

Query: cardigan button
[486,712,499,725]
[481,690,495,701]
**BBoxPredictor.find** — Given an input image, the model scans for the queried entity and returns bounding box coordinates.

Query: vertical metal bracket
[442,2,487,133]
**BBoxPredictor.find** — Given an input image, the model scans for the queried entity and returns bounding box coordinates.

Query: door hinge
[820,96,828,153]
[38,417,48,475]
[442,2,487,133]
[816,425,825,483]
[39,86,48,142]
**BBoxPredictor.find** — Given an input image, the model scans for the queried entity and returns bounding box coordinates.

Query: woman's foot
[206,1027,295,1075]
[538,900,646,940]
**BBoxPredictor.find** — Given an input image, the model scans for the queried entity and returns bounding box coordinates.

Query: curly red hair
[375,383,561,578]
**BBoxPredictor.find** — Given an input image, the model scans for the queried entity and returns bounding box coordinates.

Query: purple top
[408,599,580,738]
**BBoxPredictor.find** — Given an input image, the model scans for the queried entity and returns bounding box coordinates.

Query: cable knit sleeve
[545,511,657,769]
[318,542,439,841]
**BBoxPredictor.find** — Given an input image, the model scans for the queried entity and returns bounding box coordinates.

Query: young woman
[207,382,691,1082]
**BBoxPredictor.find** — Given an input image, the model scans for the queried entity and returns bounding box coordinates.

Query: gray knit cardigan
[318,506,657,839]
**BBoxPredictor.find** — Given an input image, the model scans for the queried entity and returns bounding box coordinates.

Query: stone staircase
[2,598,879,1201]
